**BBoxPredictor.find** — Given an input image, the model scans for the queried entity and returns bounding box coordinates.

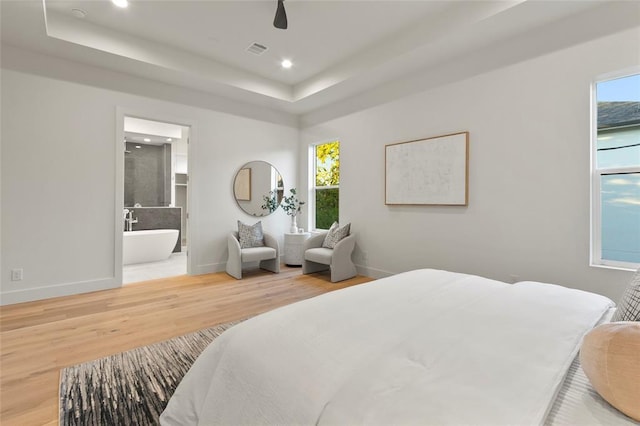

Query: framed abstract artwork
[385,132,469,206]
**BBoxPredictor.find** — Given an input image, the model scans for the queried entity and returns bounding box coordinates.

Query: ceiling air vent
[247,42,268,55]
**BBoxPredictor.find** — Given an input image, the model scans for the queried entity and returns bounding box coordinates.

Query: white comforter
[161,269,614,426]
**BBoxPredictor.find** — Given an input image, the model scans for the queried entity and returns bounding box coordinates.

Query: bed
[160,269,638,425]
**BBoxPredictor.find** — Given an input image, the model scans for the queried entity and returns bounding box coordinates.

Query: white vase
[289,215,298,233]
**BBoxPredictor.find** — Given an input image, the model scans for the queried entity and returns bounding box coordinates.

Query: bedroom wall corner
[299,26,640,301]
[0,51,300,305]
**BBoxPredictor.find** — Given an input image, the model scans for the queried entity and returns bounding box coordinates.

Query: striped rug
[59,320,241,426]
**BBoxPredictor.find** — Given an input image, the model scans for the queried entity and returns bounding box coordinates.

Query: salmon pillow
[580,322,640,421]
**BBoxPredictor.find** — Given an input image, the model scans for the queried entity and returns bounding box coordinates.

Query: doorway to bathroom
[122,116,190,284]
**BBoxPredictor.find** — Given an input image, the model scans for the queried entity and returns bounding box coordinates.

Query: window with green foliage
[313,141,339,230]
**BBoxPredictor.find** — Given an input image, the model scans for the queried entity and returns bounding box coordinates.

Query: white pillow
[322,222,350,249]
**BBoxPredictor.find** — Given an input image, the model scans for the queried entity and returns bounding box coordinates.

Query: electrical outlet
[360,251,368,262]
[11,268,23,281]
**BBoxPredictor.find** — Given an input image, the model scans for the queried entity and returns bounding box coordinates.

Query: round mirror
[233,161,284,217]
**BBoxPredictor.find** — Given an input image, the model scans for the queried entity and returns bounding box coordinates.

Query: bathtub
[123,229,179,265]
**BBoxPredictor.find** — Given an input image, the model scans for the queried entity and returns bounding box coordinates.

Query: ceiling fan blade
[273,0,287,30]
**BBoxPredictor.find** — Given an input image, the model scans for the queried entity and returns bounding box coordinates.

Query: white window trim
[590,71,640,271]
[309,140,340,231]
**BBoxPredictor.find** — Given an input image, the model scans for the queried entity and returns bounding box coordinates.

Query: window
[312,141,340,230]
[592,73,640,269]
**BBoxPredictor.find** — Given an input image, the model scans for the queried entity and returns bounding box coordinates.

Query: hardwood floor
[0,266,373,425]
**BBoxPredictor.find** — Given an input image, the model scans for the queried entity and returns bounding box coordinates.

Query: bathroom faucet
[125,209,138,232]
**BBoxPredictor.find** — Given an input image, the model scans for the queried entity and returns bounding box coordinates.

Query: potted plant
[282,188,305,233]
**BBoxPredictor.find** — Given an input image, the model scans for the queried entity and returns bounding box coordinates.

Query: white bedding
[161,269,615,425]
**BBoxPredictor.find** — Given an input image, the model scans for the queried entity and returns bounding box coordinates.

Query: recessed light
[135,145,142,149]
[111,0,128,8]
[166,138,172,142]
[281,59,292,69]
[71,8,87,19]
[143,138,151,142]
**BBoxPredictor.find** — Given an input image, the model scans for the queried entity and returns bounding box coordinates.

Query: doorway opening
[122,116,190,284]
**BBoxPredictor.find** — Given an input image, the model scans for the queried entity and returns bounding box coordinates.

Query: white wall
[1,55,298,305]
[1,24,638,305]
[236,161,275,216]
[300,27,639,301]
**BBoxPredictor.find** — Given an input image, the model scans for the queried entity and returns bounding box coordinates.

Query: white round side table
[284,232,311,266]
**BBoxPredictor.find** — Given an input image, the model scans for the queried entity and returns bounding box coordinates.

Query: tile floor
[123,249,187,284]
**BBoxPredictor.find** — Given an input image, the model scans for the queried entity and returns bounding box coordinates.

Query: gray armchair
[302,232,357,282]
[226,231,280,279]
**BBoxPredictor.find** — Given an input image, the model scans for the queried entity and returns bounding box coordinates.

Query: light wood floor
[0,267,373,425]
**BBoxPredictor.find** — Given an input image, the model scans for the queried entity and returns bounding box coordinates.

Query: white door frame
[115,107,197,284]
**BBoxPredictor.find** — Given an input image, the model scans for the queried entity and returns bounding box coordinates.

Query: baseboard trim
[0,264,390,305]
[191,262,226,276]
[355,265,394,279]
[0,277,119,306]
[192,256,287,277]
